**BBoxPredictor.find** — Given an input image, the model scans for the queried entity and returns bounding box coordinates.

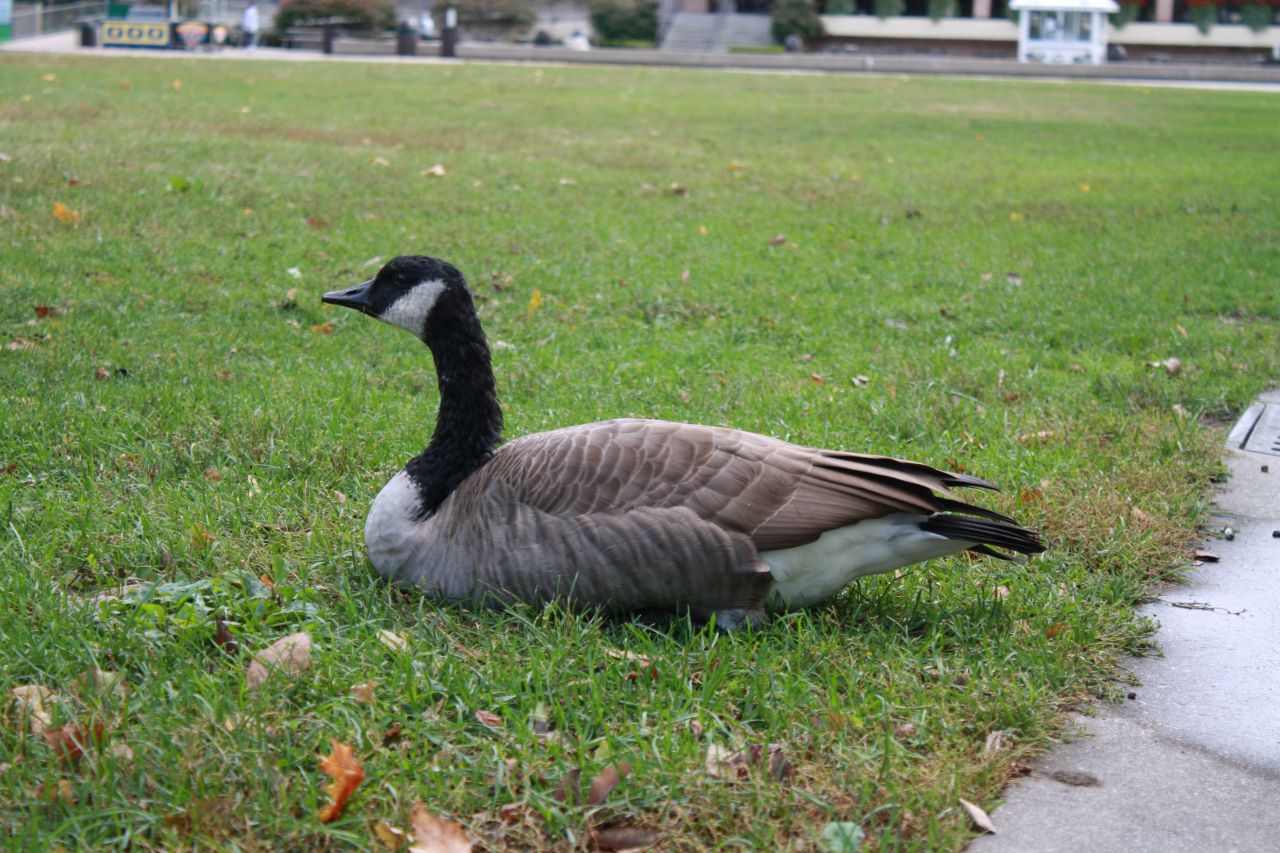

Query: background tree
[771,0,824,46]
[589,0,659,43]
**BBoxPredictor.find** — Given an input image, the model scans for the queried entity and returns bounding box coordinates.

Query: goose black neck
[404,305,503,516]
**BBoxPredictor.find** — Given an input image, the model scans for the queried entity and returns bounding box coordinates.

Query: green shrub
[1240,0,1274,32]
[275,0,397,33]
[874,0,904,17]
[1185,0,1219,34]
[824,0,856,13]
[589,0,658,43]
[927,0,954,20]
[1109,1,1142,27]
[771,0,823,46]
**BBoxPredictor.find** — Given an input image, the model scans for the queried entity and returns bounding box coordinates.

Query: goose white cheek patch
[381,278,447,335]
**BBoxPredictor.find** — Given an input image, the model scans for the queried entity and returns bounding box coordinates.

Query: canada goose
[323,256,1043,629]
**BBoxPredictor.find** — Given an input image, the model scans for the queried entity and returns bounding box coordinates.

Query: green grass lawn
[1,53,1278,850]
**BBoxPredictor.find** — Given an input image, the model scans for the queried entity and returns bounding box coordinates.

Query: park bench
[280,26,326,50]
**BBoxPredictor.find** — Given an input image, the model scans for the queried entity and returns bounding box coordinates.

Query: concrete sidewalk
[971,390,1280,852]
[6,29,1280,89]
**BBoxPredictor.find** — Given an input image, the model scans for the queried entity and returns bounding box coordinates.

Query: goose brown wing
[482,419,980,552]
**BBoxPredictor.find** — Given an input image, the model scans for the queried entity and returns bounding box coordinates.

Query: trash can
[396,24,417,56]
[80,22,97,47]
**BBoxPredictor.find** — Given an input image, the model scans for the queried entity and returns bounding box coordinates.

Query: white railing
[656,0,683,44]
[9,1,109,38]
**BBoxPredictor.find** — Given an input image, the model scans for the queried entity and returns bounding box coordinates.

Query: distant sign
[102,20,171,49]
[175,20,208,49]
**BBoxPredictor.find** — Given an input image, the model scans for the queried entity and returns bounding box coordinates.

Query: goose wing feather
[434,482,774,612]
[484,419,971,548]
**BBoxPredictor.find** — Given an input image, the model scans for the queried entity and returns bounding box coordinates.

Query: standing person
[242,0,260,52]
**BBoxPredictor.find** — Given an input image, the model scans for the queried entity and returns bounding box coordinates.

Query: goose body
[324,256,1043,628]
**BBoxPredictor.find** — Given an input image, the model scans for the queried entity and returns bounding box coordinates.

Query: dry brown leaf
[1193,549,1220,562]
[33,305,59,318]
[11,684,55,733]
[1151,357,1181,376]
[959,797,997,834]
[1046,622,1070,639]
[317,739,365,823]
[352,681,377,704]
[245,631,312,690]
[420,164,447,177]
[527,290,543,312]
[172,79,182,91]
[52,201,81,225]
[372,818,408,848]
[769,234,787,247]
[409,801,472,852]
[894,722,917,738]
[474,709,502,728]
[72,669,129,699]
[587,762,631,806]
[377,629,409,653]
[370,156,391,166]
[39,778,76,805]
[592,820,662,851]
[669,183,687,196]
[497,802,530,824]
[311,322,335,334]
[213,617,238,654]
[983,730,1006,753]
[705,743,790,782]
[42,720,106,762]
[705,743,734,778]
[551,768,580,804]
[305,216,328,228]
[603,648,650,666]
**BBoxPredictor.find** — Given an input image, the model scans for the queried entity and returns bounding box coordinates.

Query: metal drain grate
[1234,402,1280,457]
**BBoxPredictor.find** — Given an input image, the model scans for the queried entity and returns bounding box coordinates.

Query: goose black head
[323,255,472,339]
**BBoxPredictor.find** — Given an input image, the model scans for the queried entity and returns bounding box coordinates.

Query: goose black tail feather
[920,514,1045,557]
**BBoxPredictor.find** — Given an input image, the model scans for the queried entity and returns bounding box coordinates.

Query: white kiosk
[1010,0,1119,65]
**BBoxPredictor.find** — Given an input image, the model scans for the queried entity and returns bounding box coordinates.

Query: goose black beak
[322,279,375,315]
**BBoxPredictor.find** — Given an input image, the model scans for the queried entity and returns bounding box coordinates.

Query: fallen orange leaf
[317,739,364,823]
[42,720,107,762]
[52,201,81,225]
